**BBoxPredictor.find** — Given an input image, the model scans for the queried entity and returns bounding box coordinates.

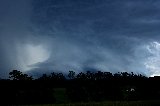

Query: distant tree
[68,71,75,79]
[38,74,49,80]
[103,72,113,79]
[86,71,94,80]
[95,71,103,80]
[9,70,32,80]
[50,72,65,81]
[76,72,86,80]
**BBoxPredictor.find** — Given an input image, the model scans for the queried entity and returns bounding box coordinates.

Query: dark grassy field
[15,100,160,106]
[12,88,160,106]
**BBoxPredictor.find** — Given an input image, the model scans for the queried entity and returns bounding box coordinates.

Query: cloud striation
[1,0,160,78]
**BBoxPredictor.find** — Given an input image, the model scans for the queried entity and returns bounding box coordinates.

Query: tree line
[0,70,160,105]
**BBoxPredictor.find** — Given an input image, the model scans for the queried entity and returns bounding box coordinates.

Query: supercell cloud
[1,0,160,77]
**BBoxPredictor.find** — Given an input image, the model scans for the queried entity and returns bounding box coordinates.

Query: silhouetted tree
[68,71,75,79]
[50,72,66,81]
[38,74,50,80]
[9,70,32,80]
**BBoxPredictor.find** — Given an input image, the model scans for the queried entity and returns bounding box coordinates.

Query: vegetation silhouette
[0,70,160,105]
[9,70,33,80]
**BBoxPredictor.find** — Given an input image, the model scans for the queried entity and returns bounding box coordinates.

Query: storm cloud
[1,0,160,78]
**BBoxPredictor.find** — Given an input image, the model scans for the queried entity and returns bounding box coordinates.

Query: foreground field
[18,101,160,106]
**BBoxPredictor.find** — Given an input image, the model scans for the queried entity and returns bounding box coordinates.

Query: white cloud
[144,41,160,76]
[17,44,50,71]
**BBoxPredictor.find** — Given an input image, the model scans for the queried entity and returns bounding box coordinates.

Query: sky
[1,0,160,78]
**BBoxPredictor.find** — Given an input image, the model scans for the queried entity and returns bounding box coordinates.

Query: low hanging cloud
[1,0,160,78]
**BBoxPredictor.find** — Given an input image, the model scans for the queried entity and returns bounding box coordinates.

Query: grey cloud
[23,0,160,76]
[1,0,160,78]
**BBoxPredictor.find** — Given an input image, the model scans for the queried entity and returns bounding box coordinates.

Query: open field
[15,100,160,106]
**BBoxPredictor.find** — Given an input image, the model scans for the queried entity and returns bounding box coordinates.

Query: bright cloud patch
[144,41,160,77]
[17,44,50,71]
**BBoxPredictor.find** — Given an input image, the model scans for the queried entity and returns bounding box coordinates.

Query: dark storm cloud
[1,0,160,77]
